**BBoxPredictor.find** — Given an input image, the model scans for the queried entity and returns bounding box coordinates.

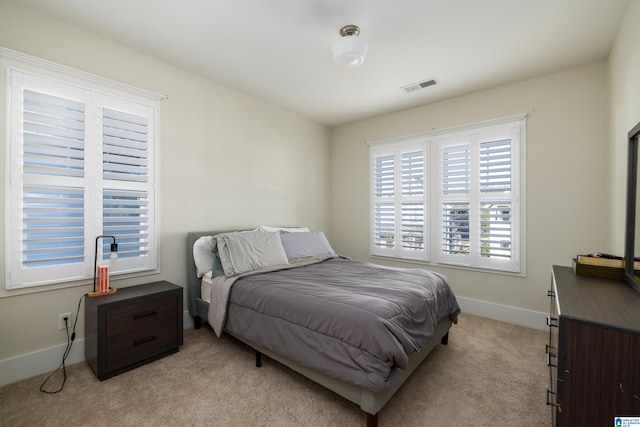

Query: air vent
[402,78,438,93]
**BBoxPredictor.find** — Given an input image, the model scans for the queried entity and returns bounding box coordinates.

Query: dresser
[85,281,183,380]
[547,266,640,426]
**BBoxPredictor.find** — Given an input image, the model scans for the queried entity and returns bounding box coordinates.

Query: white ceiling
[11,0,630,127]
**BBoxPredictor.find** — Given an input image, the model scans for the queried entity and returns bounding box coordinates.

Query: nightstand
[85,281,183,380]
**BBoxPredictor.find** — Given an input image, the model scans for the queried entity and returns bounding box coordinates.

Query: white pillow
[214,230,289,277]
[193,236,215,278]
[259,225,310,233]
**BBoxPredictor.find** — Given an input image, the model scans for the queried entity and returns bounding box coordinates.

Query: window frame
[1,47,162,295]
[369,114,526,276]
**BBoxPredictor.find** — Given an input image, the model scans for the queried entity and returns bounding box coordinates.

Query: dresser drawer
[105,294,177,337]
[106,317,178,366]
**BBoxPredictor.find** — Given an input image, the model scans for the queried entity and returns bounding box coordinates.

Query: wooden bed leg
[256,351,262,368]
[194,316,202,330]
[441,331,449,345]
[366,412,378,427]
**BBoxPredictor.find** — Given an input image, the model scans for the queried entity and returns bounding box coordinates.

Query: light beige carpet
[0,314,551,426]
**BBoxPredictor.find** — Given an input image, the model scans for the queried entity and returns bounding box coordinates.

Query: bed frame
[186,231,452,427]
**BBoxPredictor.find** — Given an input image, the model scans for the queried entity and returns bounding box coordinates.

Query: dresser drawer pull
[134,310,158,320]
[546,316,558,328]
[546,389,557,407]
[545,344,556,355]
[134,335,158,346]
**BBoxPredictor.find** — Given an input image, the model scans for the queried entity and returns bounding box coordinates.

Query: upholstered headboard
[186,231,225,321]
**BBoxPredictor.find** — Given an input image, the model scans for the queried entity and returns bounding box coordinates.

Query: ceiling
[10,0,630,127]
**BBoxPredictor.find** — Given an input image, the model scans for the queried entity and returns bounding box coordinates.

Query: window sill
[369,255,526,278]
[0,269,161,299]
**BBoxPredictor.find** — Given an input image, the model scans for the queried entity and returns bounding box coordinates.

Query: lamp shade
[332,25,367,68]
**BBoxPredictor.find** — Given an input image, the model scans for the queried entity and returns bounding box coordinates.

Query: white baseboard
[456,296,547,331]
[0,310,195,388]
[0,338,86,388]
[1,304,544,388]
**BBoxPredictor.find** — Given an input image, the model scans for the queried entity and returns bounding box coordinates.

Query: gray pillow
[280,231,335,261]
[214,230,289,277]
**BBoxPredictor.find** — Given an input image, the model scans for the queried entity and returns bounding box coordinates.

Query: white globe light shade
[332,35,367,69]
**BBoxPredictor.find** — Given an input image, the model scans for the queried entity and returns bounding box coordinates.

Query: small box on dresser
[85,281,183,380]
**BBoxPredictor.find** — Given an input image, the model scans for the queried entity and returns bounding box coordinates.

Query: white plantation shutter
[22,90,86,271]
[438,126,520,272]
[442,201,470,256]
[23,90,85,177]
[373,154,395,249]
[23,185,85,268]
[479,139,513,261]
[102,108,149,182]
[99,106,155,269]
[401,151,424,196]
[480,201,512,259]
[369,115,524,275]
[401,201,424,251]
[6,67,158,289]
[95,100,156,274]
[401,151,425,252]
[103,189,150,260]
[374,202,395,249]
[440,143,471,260]
[370,143,427,260]
[442,145,470,195]
[480,139,511,192]
[374,154,394,197]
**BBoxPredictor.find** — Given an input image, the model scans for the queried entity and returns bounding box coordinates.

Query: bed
[186,228,460,426]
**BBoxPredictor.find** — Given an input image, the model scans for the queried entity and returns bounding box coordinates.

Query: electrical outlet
[58,312,73,330]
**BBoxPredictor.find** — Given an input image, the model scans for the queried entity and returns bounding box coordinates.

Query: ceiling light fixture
[332,25,367,69]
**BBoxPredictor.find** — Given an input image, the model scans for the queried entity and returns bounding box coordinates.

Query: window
[3,51,160,290]
[371,142,428,261]
[369,115,525,274]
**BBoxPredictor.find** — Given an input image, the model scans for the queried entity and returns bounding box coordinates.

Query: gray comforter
[222,257,460,394]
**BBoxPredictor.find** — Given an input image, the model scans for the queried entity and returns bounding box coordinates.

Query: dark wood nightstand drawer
[106,317,178,366]
[85,281,183,380]
[105,294,177,337]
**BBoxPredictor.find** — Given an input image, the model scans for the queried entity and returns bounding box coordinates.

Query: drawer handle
[545,344,556,355]
[546,389,557,407]
[134,335,158,346]
[134,310,158,320]
[546,316,558,328]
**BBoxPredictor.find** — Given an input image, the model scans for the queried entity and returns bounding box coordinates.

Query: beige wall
[330,62,610,314]
[0,3,331,363]
[609,1,640,252]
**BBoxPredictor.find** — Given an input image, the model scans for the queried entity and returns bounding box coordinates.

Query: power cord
[39,293,86,394]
